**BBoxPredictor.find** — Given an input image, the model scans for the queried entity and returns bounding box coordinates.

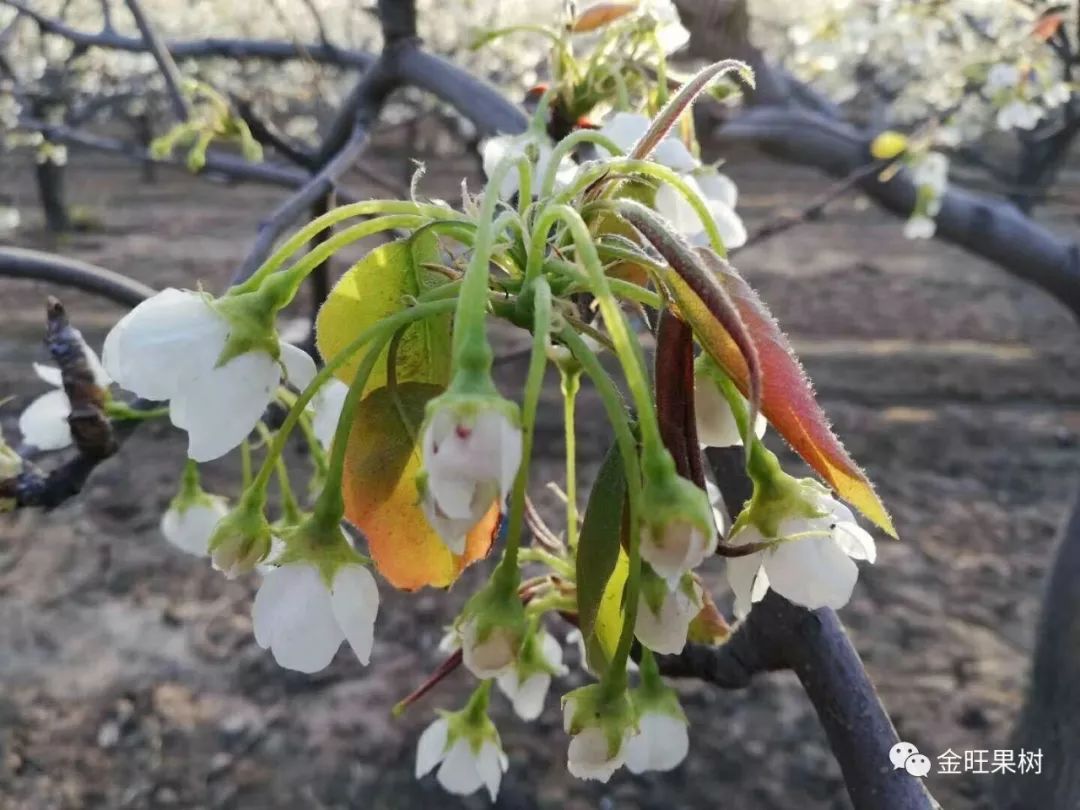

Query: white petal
[725,546,766,619]
[171,351,279,462]
[312,379,349,448]
[694,379,743,447]
[655,179,706,236]
[252,564,344,673]
[640,520,709,588]
[567,727,624,782]
[834,522,877,563]
[475,741,506,801]
[32,363,62,387]
[625,712,689,773]
[634,586,700,655]
[764,535,859,610]
[279,341,316,391]
[75,331,111,387]
[695,170,738,208]
[415,718,450,778]
[596,112,650,153]
[507,672,551,721]
[437,739,484,796]
[538,631,567,674]
[651,136,698,172]
[701,199,747,250]
[19,389,72,450]
[103,289,227,400]
[160,499,228,556]
[329,564,379,665]
[252,562,297,649]
[461,621,516,679]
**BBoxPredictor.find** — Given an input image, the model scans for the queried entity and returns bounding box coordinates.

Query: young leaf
[316,233,451,395]
[577,442,627,643]
[629,59,753,166]
[342,382,498,590]
[683,249,896,537]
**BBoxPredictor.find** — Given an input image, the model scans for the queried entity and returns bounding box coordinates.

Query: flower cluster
[11,2,893,801]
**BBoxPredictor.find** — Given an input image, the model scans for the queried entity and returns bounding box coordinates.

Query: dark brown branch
[0,246,155,308]
[718,105,1080,321]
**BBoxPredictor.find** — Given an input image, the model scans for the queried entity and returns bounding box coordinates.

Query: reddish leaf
[571,3,636,32]
[670,249,896,537]
[1032,13,1064,41]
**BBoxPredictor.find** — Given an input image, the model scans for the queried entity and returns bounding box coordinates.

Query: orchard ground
[2,132,1079,810]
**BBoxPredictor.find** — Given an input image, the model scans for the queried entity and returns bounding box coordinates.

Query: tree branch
[656,448,937,810]
[122,0,190,120]
[0,246,155,308]
[0,0,373,68]
[719,105,1080,320]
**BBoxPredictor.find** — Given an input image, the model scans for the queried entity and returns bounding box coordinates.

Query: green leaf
[316,232,451,393]
[576,442,629,674]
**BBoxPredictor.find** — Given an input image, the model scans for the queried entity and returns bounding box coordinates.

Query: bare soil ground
[1,137,1079,810]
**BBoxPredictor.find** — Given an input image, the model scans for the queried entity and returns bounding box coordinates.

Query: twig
[736,159,887,251]
[123,0,190,120]
[0,299,132,509]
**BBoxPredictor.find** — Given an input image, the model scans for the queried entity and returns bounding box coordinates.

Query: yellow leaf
[585,549,629,674]
[316,234,451,394]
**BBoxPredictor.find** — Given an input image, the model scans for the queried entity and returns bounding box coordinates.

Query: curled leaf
[688,249,896,537]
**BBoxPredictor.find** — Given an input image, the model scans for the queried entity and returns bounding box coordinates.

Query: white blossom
[481,131,576,199]
[415,718,508,801]
[903,215,936,240]
[563,696,633,782]
[420,404,522,553]
[726,487,876,616]
[655,171,748,250]
[624,711,690,773]
[641,516,717,590]
[496,629,567,720]
[986,63,1020,92]
[640,0,690,55]
[311,378,348,449]
[460,616,518,679]
[160,496,229,557]
[911,152,948,197]
[694,378,766,447]
[996,99,1042,131]
[252,561,379,673]
[596,111,697,171]
[19,335,110,452]
[103,289,315,462]
[634,580,703,655]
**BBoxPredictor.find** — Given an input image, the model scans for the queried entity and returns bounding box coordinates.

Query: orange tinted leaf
[1032,13,1064,41]
[666,251,896,537]
[343,382,498,590]
[571,3,636,32]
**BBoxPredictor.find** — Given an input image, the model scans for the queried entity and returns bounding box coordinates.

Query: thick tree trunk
[998,493,1080,809]
[34,157,71,233]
